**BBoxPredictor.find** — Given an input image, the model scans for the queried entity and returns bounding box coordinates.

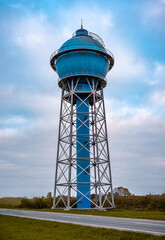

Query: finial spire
[81,19,83,29]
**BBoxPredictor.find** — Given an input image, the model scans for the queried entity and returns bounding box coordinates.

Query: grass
[0,214,165,240]
[0,197,23,208]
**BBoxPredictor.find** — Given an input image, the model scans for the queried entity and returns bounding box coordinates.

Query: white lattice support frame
[52,77,114,210]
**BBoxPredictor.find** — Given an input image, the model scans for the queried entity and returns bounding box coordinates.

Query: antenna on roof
[81,19,83,29]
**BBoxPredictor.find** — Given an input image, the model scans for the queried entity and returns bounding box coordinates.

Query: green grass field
[0,215,165,240]
[0,197,23,208]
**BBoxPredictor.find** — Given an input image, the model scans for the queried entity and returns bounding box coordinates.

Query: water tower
[50,25,114,210]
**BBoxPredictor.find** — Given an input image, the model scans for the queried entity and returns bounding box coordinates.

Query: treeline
[19,193,165,211]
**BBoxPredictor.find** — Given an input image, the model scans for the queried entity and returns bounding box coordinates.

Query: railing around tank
[88,32,105,48]
[50,44,114,62]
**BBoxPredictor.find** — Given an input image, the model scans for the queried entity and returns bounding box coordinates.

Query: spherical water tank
[50,28,114,88]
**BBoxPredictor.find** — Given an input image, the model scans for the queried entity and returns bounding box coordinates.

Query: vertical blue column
[76,97,91,209]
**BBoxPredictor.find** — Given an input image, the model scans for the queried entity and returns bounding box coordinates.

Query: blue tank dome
[58,28,106,54]
[50,28,114,87]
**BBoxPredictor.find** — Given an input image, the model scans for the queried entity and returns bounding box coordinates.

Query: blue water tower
[51,26,114,210]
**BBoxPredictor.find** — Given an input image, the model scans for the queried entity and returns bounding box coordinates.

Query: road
[0,208,165,235]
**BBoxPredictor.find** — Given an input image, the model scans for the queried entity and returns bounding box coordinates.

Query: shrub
[113,194,165,211]
[19,196,53,209]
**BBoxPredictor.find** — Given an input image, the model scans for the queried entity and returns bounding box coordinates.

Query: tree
[46,192,52,198]
[114,186,131,197]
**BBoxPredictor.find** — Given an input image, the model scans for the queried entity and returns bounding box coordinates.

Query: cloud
[0,84,60,114]
[0,87,59,197]
[109,46,147,80]
[141,0,165,32]
[61,4,114,32]
[104,94,165,194]
[145,0,165,19]
[150,63,165,87]
[10,11,57,53]
[0,128,18,139]
[152,91,165,106]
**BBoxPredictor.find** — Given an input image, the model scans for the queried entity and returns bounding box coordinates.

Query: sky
[0,0,165,197]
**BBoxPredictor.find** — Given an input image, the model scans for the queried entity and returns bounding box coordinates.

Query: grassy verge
[0,214,165,240]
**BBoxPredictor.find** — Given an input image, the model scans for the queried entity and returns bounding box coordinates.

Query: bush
[19,196,76,209]
[113,194,165,211]
[19,196,53,209]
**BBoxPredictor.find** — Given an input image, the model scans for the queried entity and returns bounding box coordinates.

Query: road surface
[0,208,165,235]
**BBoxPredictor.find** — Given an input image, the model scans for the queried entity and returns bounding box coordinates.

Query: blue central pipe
[76,85,91,209]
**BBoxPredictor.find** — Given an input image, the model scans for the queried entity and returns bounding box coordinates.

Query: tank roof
[58,28,106,54]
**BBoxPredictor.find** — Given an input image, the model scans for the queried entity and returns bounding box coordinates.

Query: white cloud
[61,5,113,31]
[105,97,165,194]
[145,0,165,19]
[4,116,27,125]
[0,128,18,139]
[141,0,165,31]
[6,11,61,85]
[150,63,165,86]
[110,46,147,79]
[0,85,60,116]
[12,13,47,50]
[152,91,165,106]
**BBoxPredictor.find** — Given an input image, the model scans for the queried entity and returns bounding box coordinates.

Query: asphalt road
[0,208,165,235]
